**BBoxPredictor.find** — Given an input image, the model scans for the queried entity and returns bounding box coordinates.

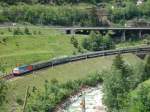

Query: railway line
[1,46,150,81]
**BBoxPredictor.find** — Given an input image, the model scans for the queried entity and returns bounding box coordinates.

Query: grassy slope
[2,54,142,112]
[0,26,149,73]
[0,27,87,72]
[116,39,149,49]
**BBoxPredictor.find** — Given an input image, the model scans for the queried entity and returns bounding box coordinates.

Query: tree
[24,27,31,35]
[0,64,5,74]
[127,82,150,112]
[70,36,79,48]
[13,27,23,35]
[0,80,7,106]
[82,31,103,51]
[143,55,150,81]
[103,54,133,111]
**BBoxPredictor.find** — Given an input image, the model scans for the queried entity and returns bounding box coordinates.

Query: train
[12,46,150,76]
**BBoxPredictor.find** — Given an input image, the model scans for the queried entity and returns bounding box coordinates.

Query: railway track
[1,46,150,81]
[0,74,15,80]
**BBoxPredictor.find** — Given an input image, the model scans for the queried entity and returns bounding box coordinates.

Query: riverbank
[55,85,106,112]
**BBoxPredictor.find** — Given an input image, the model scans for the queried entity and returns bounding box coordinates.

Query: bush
[0,32,4,35]
[33,31,37,35]
[8,27,12,32]
[24,27,31,35]
[70,36,78,48]
[38,31,42,35]
[0,80,8,106]
[127,82,150,112]
[103,54,133,111]
[13,27,23,35]
[82,31,115,51]
[16,98,24,105]
[27,73,103,112]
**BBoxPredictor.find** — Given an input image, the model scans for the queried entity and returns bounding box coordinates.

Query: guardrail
[1,46,150,80]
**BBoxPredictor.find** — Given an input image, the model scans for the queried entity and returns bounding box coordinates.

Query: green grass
[0,27,86,72]
[0,26,149,73]
[116,39,149,49]
[1,53,142,112]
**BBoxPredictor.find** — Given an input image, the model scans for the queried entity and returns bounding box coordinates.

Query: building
[137,0,144,6]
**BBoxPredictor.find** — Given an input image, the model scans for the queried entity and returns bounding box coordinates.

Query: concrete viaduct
[55,27,150,41]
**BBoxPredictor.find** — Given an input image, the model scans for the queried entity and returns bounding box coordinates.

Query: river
[55,85,106,112]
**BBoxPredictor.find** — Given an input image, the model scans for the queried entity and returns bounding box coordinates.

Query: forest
[0,0,150,26]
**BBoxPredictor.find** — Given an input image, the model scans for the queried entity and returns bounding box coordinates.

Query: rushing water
[56,85,106,112]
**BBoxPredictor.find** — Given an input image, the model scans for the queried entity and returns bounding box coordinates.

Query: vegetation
[103,54,133,111]
[0,0,109,5]
[0,26,147,73]
[82,31,115,51]
[26,73,103,111]
[143,55,150,81]
[0,1,150,26]
[0,80,7,106]
[1,54,141,112]
[1,54,139,112]
[0,27,85,72]
[103,54,150,112]
[127,80,150,112]
[70,36,79,48]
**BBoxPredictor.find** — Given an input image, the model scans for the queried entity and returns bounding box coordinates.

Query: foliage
[27,73,103,111]
[103,54,150,111]
[82,31,115,51]
[0,1,150,26]
[143,55,150,81]
[16,97,24,105]
[70,36,78,48]
[1,4,95,26]
[103,54,133,111]
[0,0,114,5]
[24,27,31,35]
[0,80,8,106]
[127,81,150,112]
[13,27,23,35]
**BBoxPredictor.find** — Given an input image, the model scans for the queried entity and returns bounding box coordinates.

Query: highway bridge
[0,26,150,41]
[58,27,150,41]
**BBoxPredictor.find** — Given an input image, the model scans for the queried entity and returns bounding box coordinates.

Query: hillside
[127,79,150,112]
[0,27,86,72]
[0,1,150,27]
[1,53,141,112]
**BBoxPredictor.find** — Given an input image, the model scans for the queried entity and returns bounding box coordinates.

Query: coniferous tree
[143,55,150,81]
[0,80,7,106]
[104,54,133,111]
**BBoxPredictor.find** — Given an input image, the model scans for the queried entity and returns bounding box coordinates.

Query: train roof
[16,64,30,68]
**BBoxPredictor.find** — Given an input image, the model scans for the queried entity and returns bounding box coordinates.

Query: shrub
[103,54,133,111]
[70,36,78,48]
[38,31,42,35]
[16,98,24,105]
[24,27,31,35]
[8,27,12,32]
[33,31,37,35]
[82,31,115,51]
[27,73,103,112]
[13,27,23,35]
[0,32,4,35]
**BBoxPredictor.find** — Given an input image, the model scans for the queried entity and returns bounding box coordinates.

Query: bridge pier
[121,30,126,41]
[71,29,75,35]
[139,30,142,39]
